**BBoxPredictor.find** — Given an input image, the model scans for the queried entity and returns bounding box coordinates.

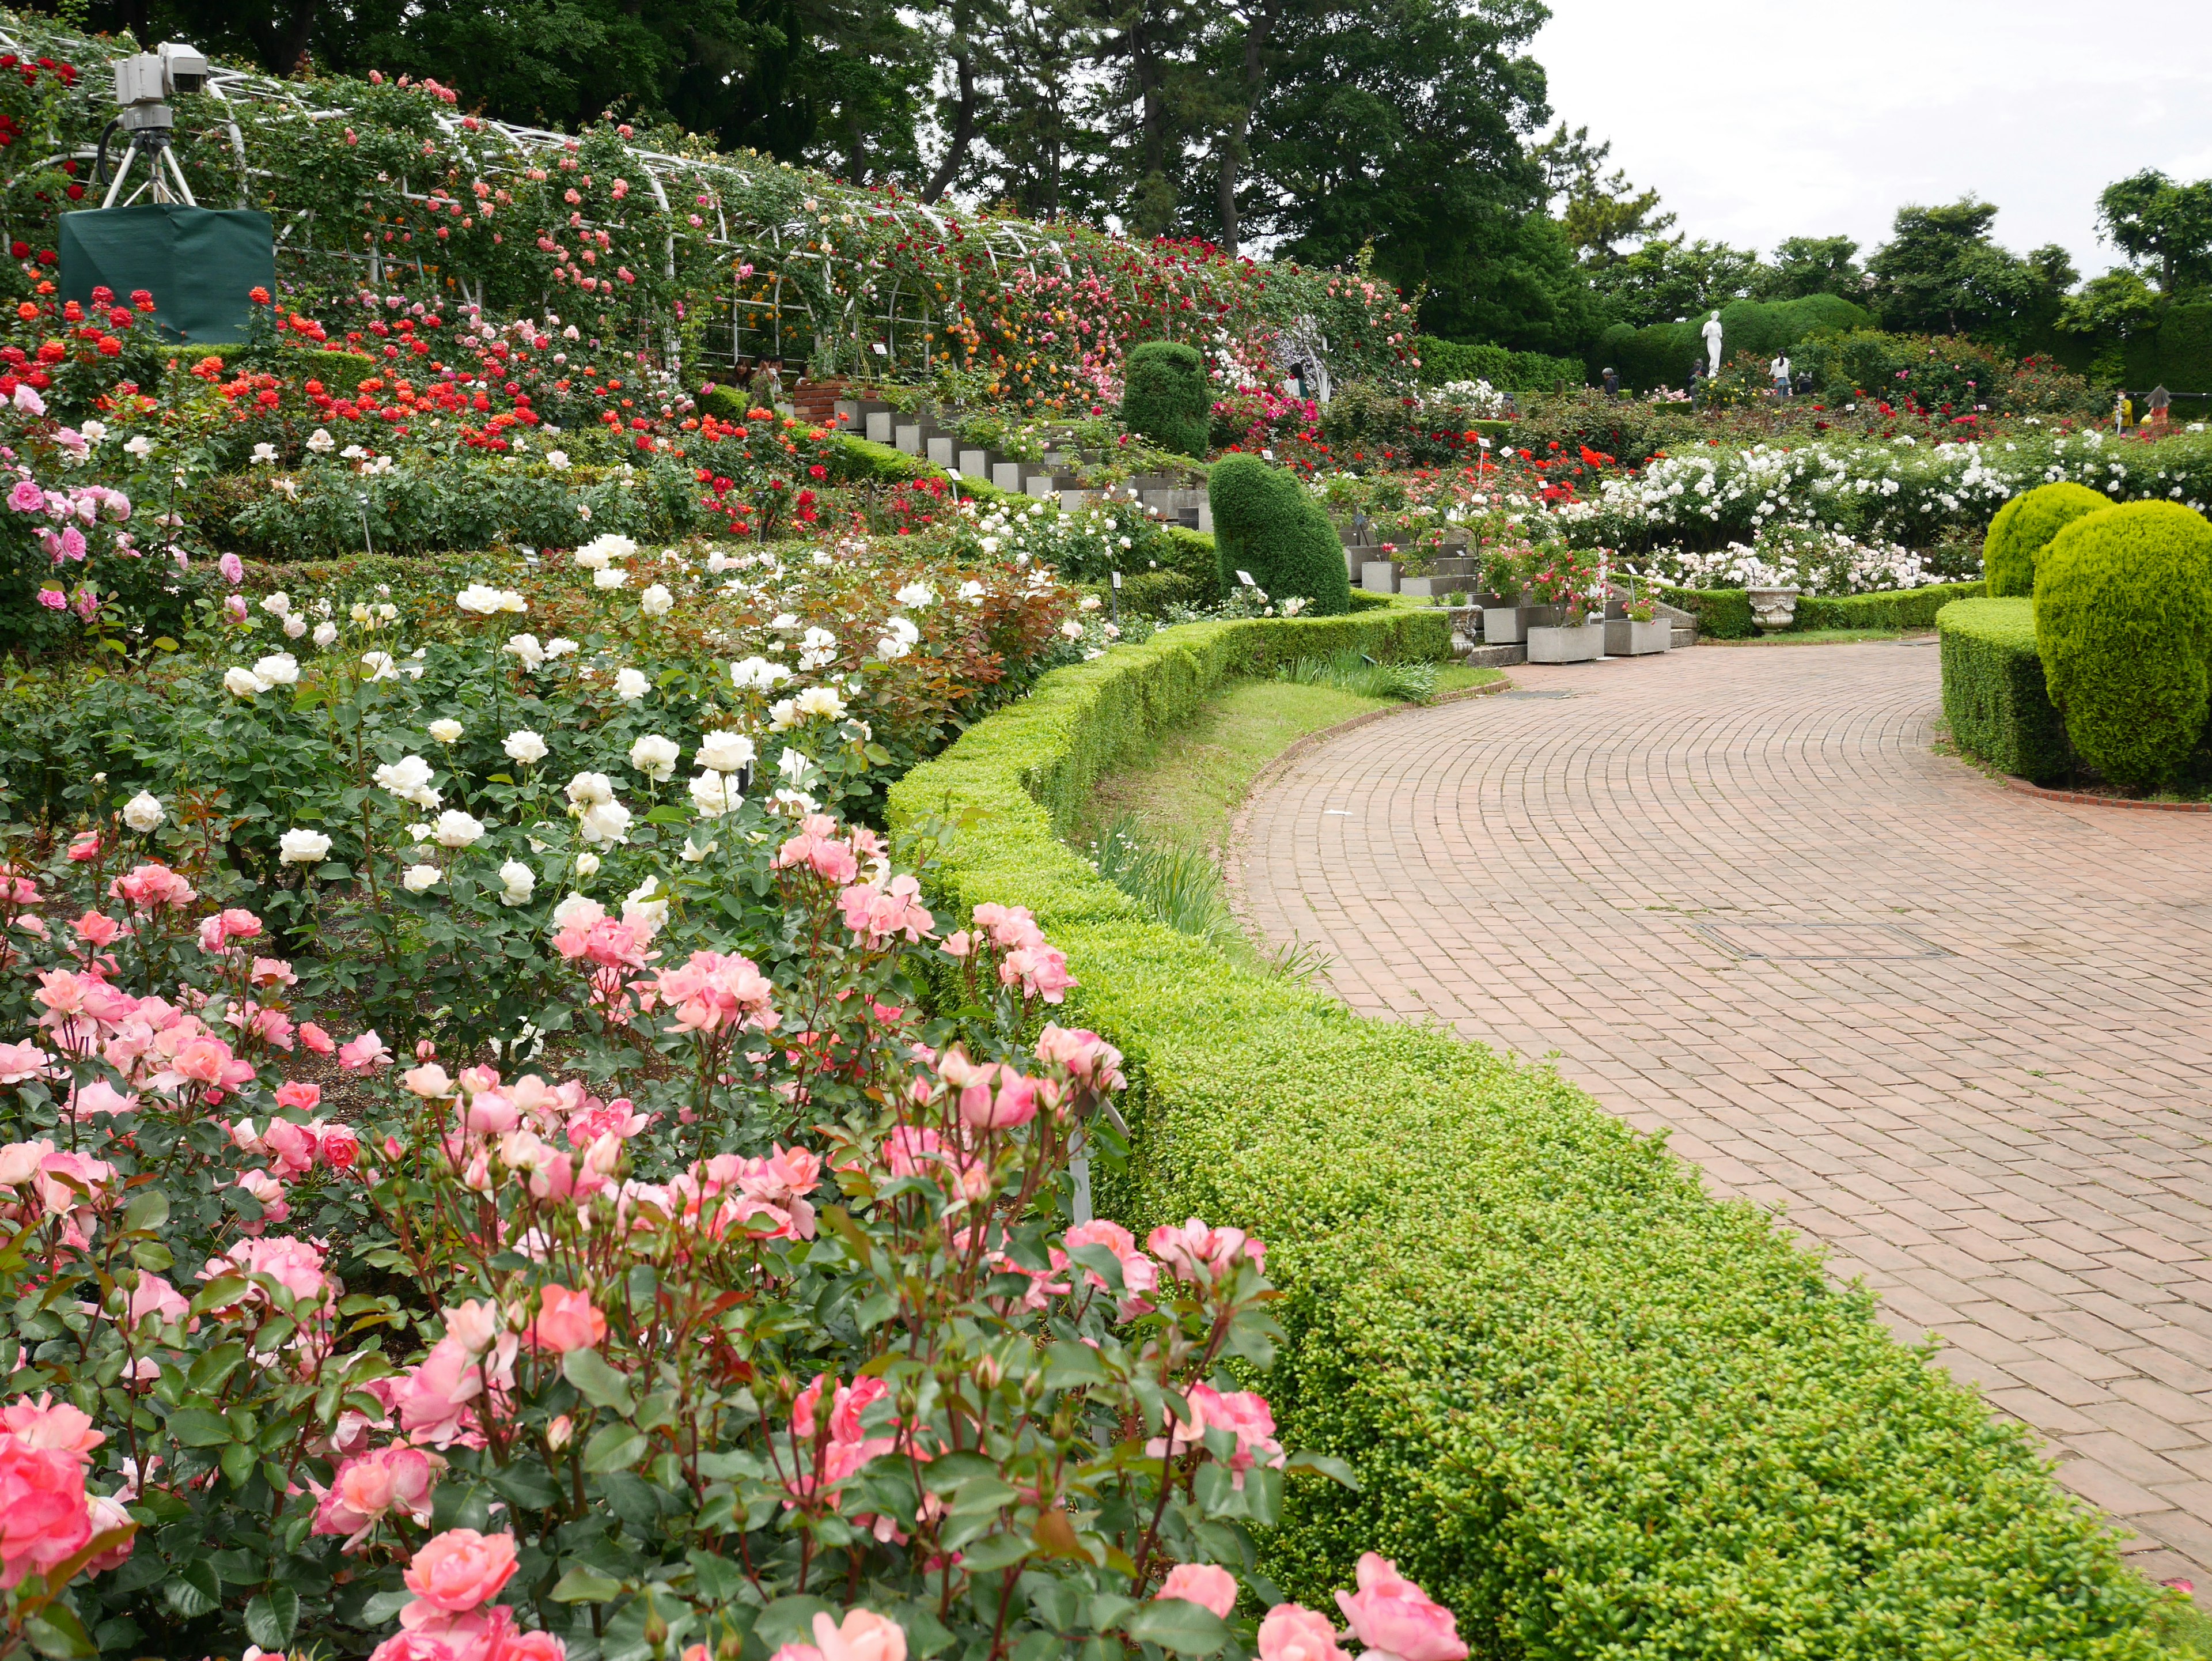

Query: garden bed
[889,612,2169,1660]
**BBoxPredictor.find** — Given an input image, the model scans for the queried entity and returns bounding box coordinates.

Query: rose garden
[0,10,2206,1661]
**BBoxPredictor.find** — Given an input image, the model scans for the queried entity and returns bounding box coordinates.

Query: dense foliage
[1937,596,2073,784]
[1982,480,2113,597]
[1120,345,1211,460]
[1206,459,1349,616]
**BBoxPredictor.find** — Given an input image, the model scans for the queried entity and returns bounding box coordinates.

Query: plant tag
[1236,569,1256,587]
[1110,571,1122,589]
[1478,437,1491,449]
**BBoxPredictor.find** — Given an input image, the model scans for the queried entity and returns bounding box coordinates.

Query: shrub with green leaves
[1983,481,2113,597]
[1938,597,2072,782]
[1119,341,1211,457]
[1209,456,1353,615]
[888,612,2168,1661]
[2035,500,2212,790]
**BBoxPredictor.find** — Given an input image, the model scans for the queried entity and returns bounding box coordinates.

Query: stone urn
[1745,586,1801,633]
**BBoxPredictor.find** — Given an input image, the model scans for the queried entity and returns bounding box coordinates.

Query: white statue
[1702,310,1724,374]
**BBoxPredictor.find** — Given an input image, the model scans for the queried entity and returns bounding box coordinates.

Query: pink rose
[402,1527,519,1613]
[1157,1562,1239,1619]
[319,1123,362,1170]
[274,1080,321,1111]
[525,1285,606,1354]
[218,552,244,586]
[0,1437,91,1588]
[1258,1605,1348,1661]
[0,1395,103,1461]
[6,480,43,513]
[1332,1555,1466,1661]
[811,1609,906,1661]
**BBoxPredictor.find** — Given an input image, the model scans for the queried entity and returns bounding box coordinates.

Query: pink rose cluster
[941,902,1074,1005]
[1146,1382,1285,1489]
[772,814,887,888]
[838,872,933,948]
[370,1527,567,1661]
[0,1138,118,1246]
[653,948,780,1036]
[1150,1553,1467,1661]
[0,1393,133,1592]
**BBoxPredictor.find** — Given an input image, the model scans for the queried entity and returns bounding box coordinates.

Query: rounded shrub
[1982,480,2111,597]
[1208,455,1353,615]
[1119,341,1210,457]
[2033,500,2212,790]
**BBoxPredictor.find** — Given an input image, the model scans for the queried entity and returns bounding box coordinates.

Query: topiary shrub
[1119,341,1210,457]
[1983,481,2112,597]
[1208,455,1352,615]
[2034,500,2212,790]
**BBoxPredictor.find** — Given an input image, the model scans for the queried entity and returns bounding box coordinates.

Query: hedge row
[886,616,2162,1661]
[1937,597,2073,783]
[1658,584,1754,638]
[1413,336,1586,392]
[1595,294,1873,391]
[1660,581,1985,638]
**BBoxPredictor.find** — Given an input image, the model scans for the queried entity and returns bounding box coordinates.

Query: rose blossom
[401,1526,519,1613]
[1259,1605,1349,1661]
[1333,1554,1467,1661]
[1157,1562,1239,1618]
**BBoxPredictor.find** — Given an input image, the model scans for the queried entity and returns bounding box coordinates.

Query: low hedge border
[1938,596,2074,784]
[1661,580,1986,639]
[887,618,2163,1661]
[1658,584,1753,638]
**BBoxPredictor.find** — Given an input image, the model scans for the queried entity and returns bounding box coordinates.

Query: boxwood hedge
[1983,482,2113,598]
[1937,598,2073,783]
[887,615,2164,1661]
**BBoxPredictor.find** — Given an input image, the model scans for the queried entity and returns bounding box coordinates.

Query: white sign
[1235,569,1256,587]
[1110,571,1122,589]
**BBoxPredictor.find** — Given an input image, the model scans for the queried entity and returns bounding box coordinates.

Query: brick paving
[1233,640,2212,1582]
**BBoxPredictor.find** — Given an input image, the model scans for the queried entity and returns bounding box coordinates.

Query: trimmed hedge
[1937,598,2071,782]
[2035,500,2212,790]
[1983,482,2112,599]
[1596,295,1874,392]
[1120,341,1210,457]
[1412,336,1585,392]
[1658,584,1753,638]
[1793,578,1987,630]
[1209,456,1353,615]
[825,433,1022,506]
[887,618,2164,1661]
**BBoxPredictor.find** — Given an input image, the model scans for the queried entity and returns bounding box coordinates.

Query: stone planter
[1526,619,1604,663]
[1604,617,1673,656]
[1482,606,1527,644]
[1746,586,1802,633]
[1360,561,1400,595]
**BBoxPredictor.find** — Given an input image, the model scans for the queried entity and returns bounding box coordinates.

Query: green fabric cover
[58,206,274,345]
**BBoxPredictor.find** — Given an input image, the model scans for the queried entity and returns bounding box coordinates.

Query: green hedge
[1209,456,1353,615]
[825,433,1021,506]
[1983,482,2113,598]
[1937,598,2072,783]
[1794,578,1987,630]
[1413,337,1585,392]
[1658,584,1753,638]
[1596,295,1874,392]
[1120,340,1210,457]
[887,619,2163,1661]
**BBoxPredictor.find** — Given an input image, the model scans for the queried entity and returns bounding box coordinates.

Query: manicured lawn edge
[1938,597,2073,784]
[887,614,2162,1660]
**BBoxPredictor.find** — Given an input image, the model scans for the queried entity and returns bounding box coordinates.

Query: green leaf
[122,1187,169,1233]
[562,1346,634,1413]
[244,1586,300,1648]
[1284,1450,1361,1490]
[22,1604,96,1659]
[359,1588,415,1624]
[1125,1598,1230,1655]
[551,1566,624,1604]
[164,1558,221,1618]
[953,1531,1033,1573]
[581,1423,649,1474]
[165,1408,231,1447]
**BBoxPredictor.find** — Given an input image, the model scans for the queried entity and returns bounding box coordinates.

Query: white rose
[124,434,154,459]
[697,731,755,773]
[545,450,571,470]
[613,667,650,702]
[260,591,291,618]
[777,747,816,784]
[794,685,847,721]
[312,622,338,648]
[283,614,308,639]
[571,851,601,878]
[545,637,579,659]
[306,427,335,454]
[497,860,536,906]
[456,583,506,615]
[122,790,164,833]
[574,547,611,572]
[767,697,797,732]
[252,653,300,686]
[577,799,632,845]
[503,729,550,765]
[593,567,627,591]
[681,836,717,862]
[279,827,332,865]
[622,879,668,938]
[628,734,679,782]
[565,770,613,807]
[503,633,546,669]
[360,652,399,683]
[373,754,434,800]
[894,581,935,608]
[730,656,791,692]
[434,810,487,849]
[688,770,740,818]
[223,666,269,698]
[639,583,673,618]
[427,718,464,744]
[402,864,441,892]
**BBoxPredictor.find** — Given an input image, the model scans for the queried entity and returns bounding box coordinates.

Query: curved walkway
[1234,640,2212,1583]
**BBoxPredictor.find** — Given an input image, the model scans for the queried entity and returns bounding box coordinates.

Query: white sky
[1531,0,2212,281]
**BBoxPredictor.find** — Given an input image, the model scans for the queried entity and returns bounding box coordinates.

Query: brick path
[1234,641,2212,1582]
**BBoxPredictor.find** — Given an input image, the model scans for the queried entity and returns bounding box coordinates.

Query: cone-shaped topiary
[1983,481,2111,597]
[1119,342,1210,457]
[2033,500,2212,791]
[1209,455,1353,615]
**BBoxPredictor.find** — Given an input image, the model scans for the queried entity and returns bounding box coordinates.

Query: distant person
[1601,366,1620,398]
[1794,368,1815,398]
[2115,390,2133,432]
[2146,383,2172,433]
[1771,354,1792,396]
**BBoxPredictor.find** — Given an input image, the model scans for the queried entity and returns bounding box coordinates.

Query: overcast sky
[1530,0,2212,280]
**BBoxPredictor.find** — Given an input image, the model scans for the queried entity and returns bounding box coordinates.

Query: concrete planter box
[956,449,989,478]
[926,436,956,468]
[1482,606,1528,644]
[1604,617,1673,656]
[833,399,862,430]
[864,411,895,445]
[1527,619,1604,663]
[1361,561,1400,594]
[991,462,1027,493]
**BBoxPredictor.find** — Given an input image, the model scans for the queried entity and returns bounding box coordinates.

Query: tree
[1589,235,1760,329]
[1867,198,2061,345]
[1755,234,1862,301]
[2095,170,2212,299]
[1532,121,1672,265]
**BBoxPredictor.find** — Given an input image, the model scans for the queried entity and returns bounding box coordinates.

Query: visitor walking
[1771,354,1792,397]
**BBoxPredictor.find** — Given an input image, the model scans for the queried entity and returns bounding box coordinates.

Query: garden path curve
[1233,639,2212,1584]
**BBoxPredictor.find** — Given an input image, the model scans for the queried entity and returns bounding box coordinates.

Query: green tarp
[57,206,274,345]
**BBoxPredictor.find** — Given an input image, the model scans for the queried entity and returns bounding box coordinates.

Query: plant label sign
[1236,570,1256,587]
